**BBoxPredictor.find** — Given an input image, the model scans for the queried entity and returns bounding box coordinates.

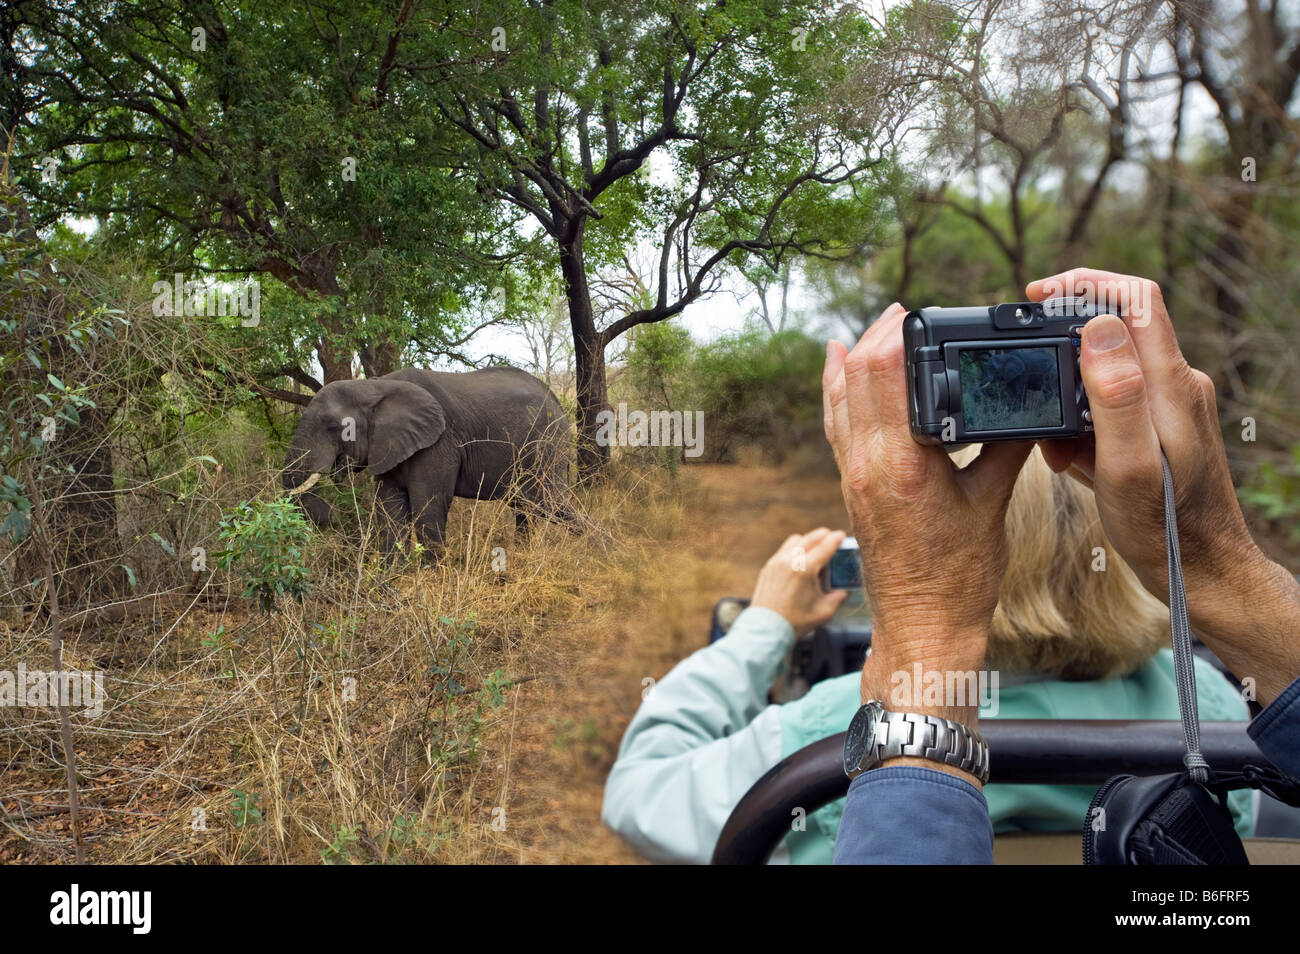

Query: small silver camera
[820,536,863,607]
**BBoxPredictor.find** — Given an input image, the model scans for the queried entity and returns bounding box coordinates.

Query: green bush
[623,321,694,408]
[1240,445,1300,546]
[215,498,313,613]
[622,323,827,463]
[682,328,826,463]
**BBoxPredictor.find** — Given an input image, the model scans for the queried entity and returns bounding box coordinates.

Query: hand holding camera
[871,266,1300,708]
[823,304,1032,725]
[1022,269,1300,706]
[749,528,849,638]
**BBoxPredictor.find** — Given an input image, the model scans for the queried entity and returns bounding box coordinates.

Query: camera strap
[1161,450,1209,782]
[1084,451,1300,863]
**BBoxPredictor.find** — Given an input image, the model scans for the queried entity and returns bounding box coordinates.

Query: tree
[1183,0,1300,399]
[513,294,575,390]
[910,0,1165,288]
[0,138,125,610]
[801,0,1169,330]
[743,259,798,333]
[421,0,895,477]
[8,0,500,395]
[0,145,126,862]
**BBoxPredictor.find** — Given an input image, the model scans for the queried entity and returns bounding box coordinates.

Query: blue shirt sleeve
[1248,674,1300,779]
[832,766,993,865]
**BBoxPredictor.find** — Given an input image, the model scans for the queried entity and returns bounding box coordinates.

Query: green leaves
[1239,444,1300,544]
[627,324,827,463]
[230,789,264,827]
[0,189,125,547]
[20,0,500,378]
[216,497,314,613]
[1,509,31,544]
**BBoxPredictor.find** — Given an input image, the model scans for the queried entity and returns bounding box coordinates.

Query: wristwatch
[843,700,990,784]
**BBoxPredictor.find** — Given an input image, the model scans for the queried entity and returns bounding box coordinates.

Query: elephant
[281,366,577,553]
[977,348,1058,412]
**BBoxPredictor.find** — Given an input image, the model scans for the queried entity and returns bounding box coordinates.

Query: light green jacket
[602,606,1255,864]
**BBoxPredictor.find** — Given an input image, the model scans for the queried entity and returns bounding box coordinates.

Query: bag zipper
[1081,774,1128,865]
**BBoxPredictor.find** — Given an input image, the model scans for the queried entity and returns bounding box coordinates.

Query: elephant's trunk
[283,439,332,528]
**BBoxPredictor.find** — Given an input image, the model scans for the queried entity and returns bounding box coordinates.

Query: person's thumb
[1079,315,1161,484]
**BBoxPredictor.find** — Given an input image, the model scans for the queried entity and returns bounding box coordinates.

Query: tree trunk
[1008,168,1029,291]
[316,314,354,383]
[46,404,121,605]
[559,227,610,481]
[359,338,400,378]
[1211,194,1254,401]
[1,190,121,611]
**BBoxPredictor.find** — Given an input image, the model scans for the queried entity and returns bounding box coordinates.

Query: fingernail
[1085,315,1127,353]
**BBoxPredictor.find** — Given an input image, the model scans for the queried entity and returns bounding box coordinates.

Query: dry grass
[0,454,677,864]
[1,446,852,865]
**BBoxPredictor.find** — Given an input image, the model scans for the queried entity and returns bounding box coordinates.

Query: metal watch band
[867,708,990,783]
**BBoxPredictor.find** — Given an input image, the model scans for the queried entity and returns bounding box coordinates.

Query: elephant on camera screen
[282,367,576,552]
[977,348,1058,411]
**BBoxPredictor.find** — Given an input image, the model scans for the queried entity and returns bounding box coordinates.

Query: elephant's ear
[366,381,447,476]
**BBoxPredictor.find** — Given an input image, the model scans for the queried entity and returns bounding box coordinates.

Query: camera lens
[1015,306,1034,326]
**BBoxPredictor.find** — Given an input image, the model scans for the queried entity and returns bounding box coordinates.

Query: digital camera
[905,296,1111,445]
[820,536,863,608]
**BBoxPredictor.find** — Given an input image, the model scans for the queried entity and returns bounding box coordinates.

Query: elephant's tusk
[286,472,323,496]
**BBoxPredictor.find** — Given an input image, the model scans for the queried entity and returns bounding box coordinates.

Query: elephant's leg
[375,480,412,555]
[410,497,451,556]
[395,443,458,558]
[408,480,453,558]
[533,452,581,533]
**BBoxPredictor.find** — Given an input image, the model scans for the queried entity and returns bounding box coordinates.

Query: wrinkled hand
[823,303,1033,732]
[1029,268,1300,705]
[751,528,849,637]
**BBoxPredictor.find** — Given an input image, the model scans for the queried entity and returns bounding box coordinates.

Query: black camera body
[905,296,1106,445]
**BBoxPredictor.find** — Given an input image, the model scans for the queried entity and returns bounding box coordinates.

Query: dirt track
[490,459,850,863]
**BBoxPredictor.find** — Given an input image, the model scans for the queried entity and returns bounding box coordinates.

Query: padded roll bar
[711,720,1270,865]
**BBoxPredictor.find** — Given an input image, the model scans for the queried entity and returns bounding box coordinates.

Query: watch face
[843,702,882,776]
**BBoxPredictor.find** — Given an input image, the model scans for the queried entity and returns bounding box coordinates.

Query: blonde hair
[953,445,1169,680]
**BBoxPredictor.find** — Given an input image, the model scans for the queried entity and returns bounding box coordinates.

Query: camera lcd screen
[959,346,1063,432]
[827,547,862,590]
